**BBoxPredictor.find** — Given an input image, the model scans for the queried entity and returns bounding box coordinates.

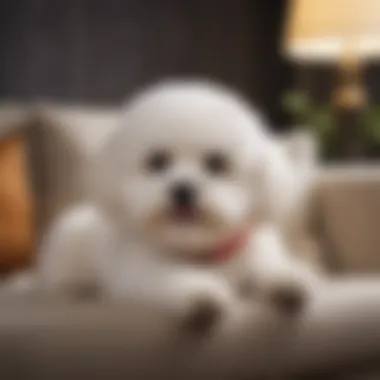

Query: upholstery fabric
[0,104,380,380]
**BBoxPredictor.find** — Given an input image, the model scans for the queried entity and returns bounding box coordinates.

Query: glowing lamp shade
[284,0,380,62]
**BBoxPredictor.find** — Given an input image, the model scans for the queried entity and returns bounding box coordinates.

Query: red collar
[164,230,252,265]
[210,230,252,263]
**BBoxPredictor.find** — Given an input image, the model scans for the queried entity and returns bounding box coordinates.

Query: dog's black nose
[171,182,196,207]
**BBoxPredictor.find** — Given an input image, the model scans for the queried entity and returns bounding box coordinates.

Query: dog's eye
[146,150,171,173]
[204,152,229,175]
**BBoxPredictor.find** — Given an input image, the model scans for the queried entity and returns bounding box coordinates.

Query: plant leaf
[309,107,336,137]
[282,90,312,117]
[362,107,380,143]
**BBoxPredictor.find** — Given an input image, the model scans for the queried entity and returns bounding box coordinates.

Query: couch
[1,103,380,380]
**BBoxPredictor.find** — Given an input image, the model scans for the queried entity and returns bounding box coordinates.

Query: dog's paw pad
[266,280,307,314]
[181,295,222,335]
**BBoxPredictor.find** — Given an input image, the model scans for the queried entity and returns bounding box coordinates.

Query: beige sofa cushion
[28,105,120,238]
[317,166,380,273]
[1,103,380,274]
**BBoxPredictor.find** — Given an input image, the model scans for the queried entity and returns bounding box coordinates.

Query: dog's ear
[276,131,318,235]
[258,131,318,229]
[282,130,318,171]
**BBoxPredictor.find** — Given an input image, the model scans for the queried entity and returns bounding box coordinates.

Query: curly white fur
[11,81,321,323]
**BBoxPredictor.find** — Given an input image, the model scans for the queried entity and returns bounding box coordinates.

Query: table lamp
[283,0,380,157]
[284,0,380,108]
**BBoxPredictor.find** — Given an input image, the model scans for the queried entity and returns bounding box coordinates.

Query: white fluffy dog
[30,81,318,332]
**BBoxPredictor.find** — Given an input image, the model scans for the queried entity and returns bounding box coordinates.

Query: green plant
[282,90,380,158]
[360,106,380,144]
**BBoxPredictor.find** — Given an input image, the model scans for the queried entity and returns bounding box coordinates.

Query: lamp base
[331,55,368,160]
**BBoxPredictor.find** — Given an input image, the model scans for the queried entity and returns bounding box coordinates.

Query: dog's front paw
[264,277,308,315]
[180,293,223,336]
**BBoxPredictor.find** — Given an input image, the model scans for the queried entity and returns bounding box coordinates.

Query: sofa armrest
[1,278,380,379]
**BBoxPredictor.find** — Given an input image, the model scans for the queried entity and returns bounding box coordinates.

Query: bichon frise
[34,80,319,332]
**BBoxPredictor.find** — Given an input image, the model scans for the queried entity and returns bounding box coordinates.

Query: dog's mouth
[168,205,201,224]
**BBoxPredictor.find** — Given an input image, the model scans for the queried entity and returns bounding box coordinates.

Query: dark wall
[0,0,292,126]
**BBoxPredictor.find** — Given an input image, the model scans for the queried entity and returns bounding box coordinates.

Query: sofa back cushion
[316,167,380,273]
